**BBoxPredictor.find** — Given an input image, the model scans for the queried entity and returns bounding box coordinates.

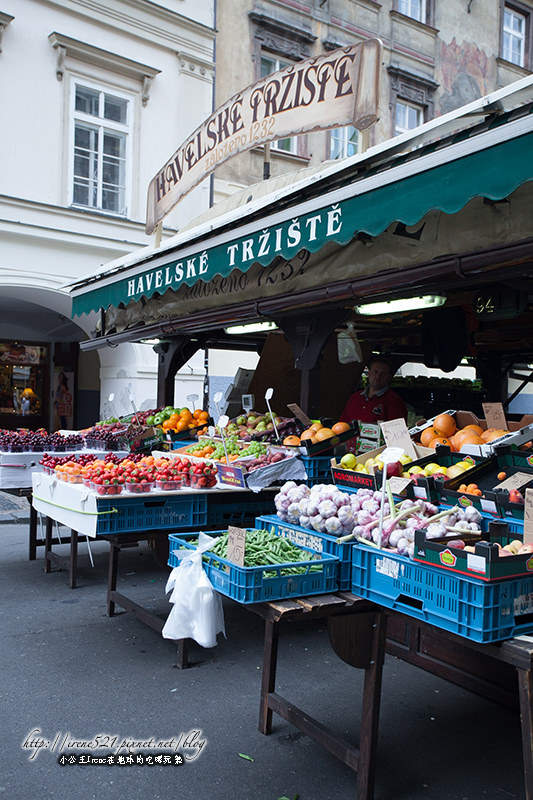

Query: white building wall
[0,0,218,424]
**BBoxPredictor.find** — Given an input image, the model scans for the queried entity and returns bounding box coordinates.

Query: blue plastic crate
[94,492,208,535]
[482,511,523,536]
[351,542,533,643]
[168,531,338,604]
[300,456,333,486]
[255,514,353,590]
[206,495,275,528]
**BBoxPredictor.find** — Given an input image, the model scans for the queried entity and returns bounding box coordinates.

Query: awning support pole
[155,336,206,408]
[276,310,350,417]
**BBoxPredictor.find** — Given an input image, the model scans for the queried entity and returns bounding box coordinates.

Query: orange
[300,429,316,441]
[428,436,453,449]
[310,422,323,432]
[462,424,484,436]
[331,421,351,434]
[433,413,456,438]
[481,428,508,443]
[420,426,441,447]
[283,435,301,446]
[314,427,334,441]
[456,431,484,447]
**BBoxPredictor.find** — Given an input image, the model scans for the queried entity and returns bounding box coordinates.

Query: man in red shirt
[340,355,407,425]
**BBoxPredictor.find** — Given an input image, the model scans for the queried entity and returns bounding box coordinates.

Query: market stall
[55,76,533,799]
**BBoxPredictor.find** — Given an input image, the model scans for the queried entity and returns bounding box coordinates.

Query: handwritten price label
[387,476,412,495]
[380,418,417,459]
[524,489,533,545]
[227,526,247,566]
[495,472,533,491]
[482,402,507,431]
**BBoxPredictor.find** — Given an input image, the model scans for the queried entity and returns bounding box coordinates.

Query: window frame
[249,10,316,160]
[329,125,359,160]
[259,53,299,154]
[387,65,438,138]
[501,1,531,69]
[394,0,434,26]
[394,99,423,135]
[67,75,135,217]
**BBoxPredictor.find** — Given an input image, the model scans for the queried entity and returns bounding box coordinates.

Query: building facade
[213,0,533,201]
[0,0,215,428]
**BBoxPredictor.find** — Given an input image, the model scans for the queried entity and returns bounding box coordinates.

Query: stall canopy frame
[67,77,533,348]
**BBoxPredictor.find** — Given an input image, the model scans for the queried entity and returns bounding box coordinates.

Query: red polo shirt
[340,387,407,425]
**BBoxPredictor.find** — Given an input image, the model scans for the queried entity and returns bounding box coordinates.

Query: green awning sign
[72,129,533,317]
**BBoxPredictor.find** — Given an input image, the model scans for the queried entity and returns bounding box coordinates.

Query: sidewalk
[0,517,527,800]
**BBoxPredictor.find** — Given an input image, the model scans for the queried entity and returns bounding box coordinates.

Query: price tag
[287,403,313,427]
[494,472,533,491]
[480,497,498,515]
[227,526,247,566]
[524,489,533,545]
[482,402,507,431]
[387,476,412,495]
[380,418,417,459]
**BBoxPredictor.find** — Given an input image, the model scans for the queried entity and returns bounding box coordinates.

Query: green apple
[423,463,445,476]
[355,464,369,473]
[340,453,357,470]
[399,454,413,466]
[408,465,424,475]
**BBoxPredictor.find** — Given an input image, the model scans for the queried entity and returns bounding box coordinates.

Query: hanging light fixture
[354,294,446,316]
[225,321,278,334]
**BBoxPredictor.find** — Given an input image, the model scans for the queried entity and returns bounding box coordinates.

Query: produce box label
[358,423,381,440]
[524,488,533,544]
[216,464,247,488]
[375,555,400,580]
[514,591,533,616]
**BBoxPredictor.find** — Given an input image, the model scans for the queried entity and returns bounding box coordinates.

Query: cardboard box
[331,443,433,493]
[410,410,533,457]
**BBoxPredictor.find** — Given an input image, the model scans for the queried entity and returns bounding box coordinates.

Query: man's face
[367,361,392,393]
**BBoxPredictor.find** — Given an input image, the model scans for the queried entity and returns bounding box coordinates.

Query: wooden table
[243,593,533,800]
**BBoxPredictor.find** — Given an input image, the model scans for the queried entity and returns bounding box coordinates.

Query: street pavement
[0,514,528,800]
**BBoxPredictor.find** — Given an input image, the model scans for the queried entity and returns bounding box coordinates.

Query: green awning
[72,128,533,318]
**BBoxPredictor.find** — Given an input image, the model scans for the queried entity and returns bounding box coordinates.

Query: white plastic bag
[337,322,363,364]
[162,532,225,648]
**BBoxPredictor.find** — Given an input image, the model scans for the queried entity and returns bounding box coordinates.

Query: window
[395,100,423,134]
[503,5,527,66]
[71,83,130,214]
[260,55,297,153]
[397,0,426,22]
[388,65,438,137]
[329,126,359,160]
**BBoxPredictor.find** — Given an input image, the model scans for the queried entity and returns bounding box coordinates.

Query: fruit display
[225,411,303,443]
[0,429,83,452]
[39,452,217,493]
[289,420,352,447]
[414,412,521,452]
[149,406,209,435]
[179,436,293,474]
[273,481,483,557]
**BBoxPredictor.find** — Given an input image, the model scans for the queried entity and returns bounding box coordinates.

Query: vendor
[340,354,407,425]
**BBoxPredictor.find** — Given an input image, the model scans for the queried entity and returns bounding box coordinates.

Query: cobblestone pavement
[0,517,527,800]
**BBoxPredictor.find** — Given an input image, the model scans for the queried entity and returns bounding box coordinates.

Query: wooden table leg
[259,618,280,735]
[69,529,78,589]
[356,611,388,800]
[28,501,37,561]
[517,667,533,800]
[44,517,53,573]
[176,638,190,670]
[107,541,119,617]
